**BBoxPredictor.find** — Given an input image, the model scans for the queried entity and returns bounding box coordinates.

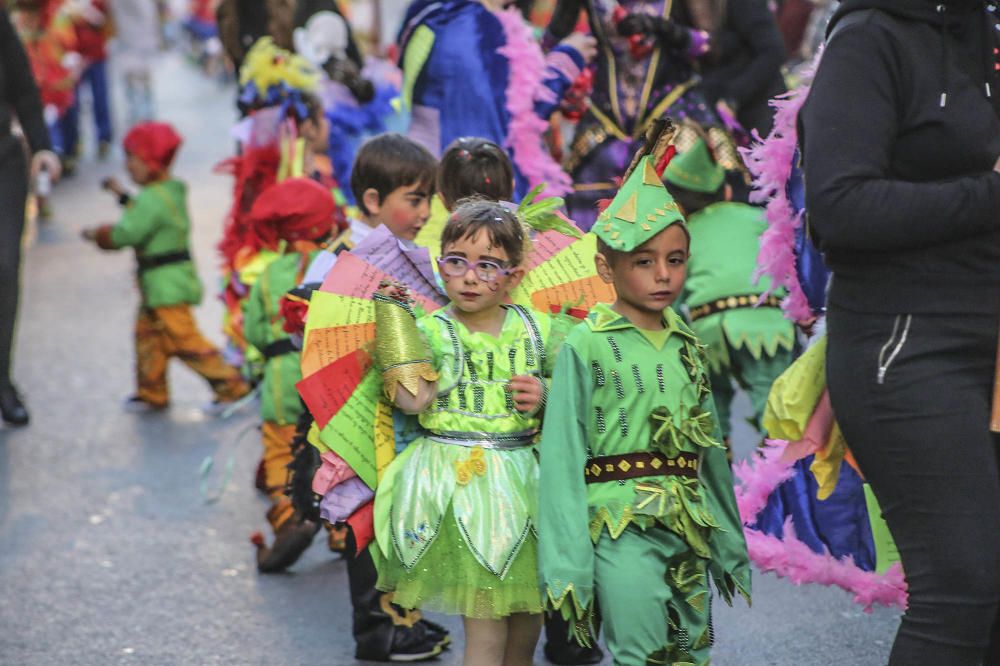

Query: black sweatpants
[827,306,1000,664]
[0,138,27,390]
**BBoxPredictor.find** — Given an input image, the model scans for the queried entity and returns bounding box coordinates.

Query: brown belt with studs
[584,451,699,484]
[688,294,783,323]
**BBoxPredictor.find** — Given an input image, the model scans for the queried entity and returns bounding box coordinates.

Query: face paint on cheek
[391,207,415,228]
[487,281,500,293]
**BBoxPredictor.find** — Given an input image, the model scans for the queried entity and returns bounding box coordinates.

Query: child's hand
[101,177,124,196]
[376,279,412,303]
[561,32,598,63]
[81,227,98,242]
[508,375,543,413]
[796,316,817,336]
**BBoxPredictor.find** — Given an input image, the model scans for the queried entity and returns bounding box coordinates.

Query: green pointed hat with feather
[594,120,686,252]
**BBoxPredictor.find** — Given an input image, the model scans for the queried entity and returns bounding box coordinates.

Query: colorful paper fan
[512,230,616,316]
[297,230,448,489]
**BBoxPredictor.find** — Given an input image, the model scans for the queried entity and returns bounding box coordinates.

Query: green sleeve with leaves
[699,385,752,605]
[538,341,596,625]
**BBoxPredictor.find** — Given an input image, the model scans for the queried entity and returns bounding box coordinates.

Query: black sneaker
[388,622,443,662]
[356,620,443,662]
[418,617,451,649]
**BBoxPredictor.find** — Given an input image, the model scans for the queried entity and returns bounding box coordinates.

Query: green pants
[594,525,713,666]
[710,344,793,439]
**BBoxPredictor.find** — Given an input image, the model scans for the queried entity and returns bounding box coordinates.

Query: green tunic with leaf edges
[538,304,751,620]
[109,179,202,309]
[244,250,317,425]
[678,201,794,373]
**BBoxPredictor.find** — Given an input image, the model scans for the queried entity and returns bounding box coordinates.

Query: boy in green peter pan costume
[664,138,794,445]
[538,152,750,666]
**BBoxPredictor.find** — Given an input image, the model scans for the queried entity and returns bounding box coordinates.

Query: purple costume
[546,0,733,230]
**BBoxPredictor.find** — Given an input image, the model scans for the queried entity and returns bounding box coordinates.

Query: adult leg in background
[0,140,29,424]
[827,307,1000,664]
[88,60,113,149]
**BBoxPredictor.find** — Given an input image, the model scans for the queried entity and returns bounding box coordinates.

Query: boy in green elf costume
[83,121,249,412]
[538,148,750,666]
[665,137,795,446]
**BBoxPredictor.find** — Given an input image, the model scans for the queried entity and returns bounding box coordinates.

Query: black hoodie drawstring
[938,3,997,108]
[939,4,951,107]
[985,4,998,103]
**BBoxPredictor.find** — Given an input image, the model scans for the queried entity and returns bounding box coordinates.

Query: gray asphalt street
[0,53,899,665]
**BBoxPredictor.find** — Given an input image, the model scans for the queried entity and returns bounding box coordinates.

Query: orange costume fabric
[135,305,248,407]
[261,421,298,530]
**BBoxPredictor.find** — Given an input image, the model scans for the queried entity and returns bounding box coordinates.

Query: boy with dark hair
[664,138,794,446]
[279,132,448,662]
[539,153,750,665]
[302,132,437,284]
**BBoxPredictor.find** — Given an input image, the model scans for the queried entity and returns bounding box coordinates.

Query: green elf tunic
[678,201,795,438]
[539,304,750,666]
[373,304,572,619]
[108,180,202,308]
[244,249,318,425]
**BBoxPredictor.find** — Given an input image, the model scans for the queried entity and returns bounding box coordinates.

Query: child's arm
[538,342,598,640]
[373,285,439,415]
[82,189,157,250]
[533,34,596,121]
[101,177,132,206]
[242,272,269,355]
[697,380,752,605]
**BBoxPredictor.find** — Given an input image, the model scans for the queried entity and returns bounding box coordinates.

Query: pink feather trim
[735,439,909,612]
[495,8,572,198]
[739,58,820,323]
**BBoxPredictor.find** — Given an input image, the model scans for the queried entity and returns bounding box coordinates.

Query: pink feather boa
[735,440,909,612]
[495,8,573,198]
[739,60,818,323]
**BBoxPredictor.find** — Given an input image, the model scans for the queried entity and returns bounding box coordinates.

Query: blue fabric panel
[754,455,877,571]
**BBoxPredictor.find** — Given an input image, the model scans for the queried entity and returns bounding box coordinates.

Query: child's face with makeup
[440,230,523,315]
[368,182,432,241]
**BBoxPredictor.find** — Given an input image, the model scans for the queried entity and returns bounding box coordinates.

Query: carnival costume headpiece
[594,120,685,252]
[238,37,320,120]
[663,136,726,194]
[247,177,336,249]
[123,122,183,175]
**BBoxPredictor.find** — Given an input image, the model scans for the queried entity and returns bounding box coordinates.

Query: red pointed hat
[248,177,336,247]
[123,122,183,174]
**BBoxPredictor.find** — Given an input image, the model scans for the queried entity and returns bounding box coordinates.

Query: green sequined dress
[373,304,570,619]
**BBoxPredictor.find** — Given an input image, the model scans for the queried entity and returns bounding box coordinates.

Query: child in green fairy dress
[371,198,565,665]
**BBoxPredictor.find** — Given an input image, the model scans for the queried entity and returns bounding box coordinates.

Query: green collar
[586,303,698,343]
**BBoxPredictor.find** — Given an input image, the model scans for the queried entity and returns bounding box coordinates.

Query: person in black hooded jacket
[800,0,1000,663]
[0,8,61,426]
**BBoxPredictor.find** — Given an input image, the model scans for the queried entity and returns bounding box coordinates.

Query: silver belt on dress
[426,429,538,450]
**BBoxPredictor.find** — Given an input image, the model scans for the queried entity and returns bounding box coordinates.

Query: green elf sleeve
[538,341,598,643]
[700,385,752,606]
[242,273,269,356]
[109,189,159,249]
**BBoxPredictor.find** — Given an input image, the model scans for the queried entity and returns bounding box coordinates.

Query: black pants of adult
[0,137,28,391]
[827,305,1000,664]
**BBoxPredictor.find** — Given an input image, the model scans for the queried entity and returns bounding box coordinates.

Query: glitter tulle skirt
[374,506,543,619]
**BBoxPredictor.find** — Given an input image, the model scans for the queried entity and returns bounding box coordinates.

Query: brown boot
[251,515,320,573]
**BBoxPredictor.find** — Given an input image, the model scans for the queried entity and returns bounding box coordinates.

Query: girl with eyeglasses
[369,199,575,666]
